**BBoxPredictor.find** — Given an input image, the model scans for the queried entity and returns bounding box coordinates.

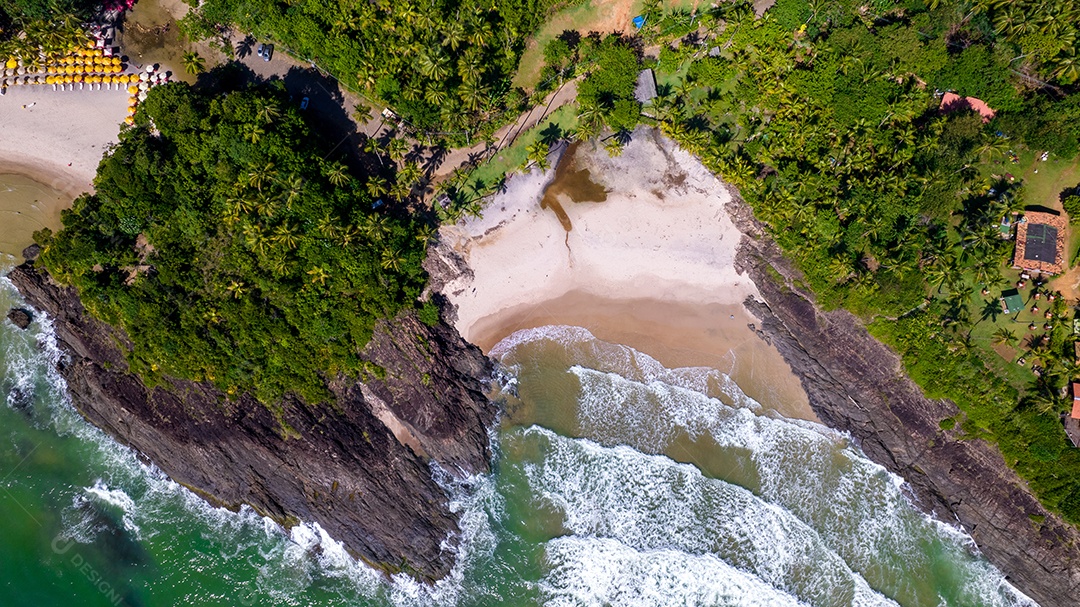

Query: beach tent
[1000,289,1024,315]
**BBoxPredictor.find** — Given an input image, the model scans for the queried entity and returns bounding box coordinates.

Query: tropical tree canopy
[179,0,570,135]
[36,81,429,406]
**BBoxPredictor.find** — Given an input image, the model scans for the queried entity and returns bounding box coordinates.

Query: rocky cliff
[729,200,1080,607]
[8,259,495,581]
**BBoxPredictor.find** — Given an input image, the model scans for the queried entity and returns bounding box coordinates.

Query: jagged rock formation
[730,199,1080,607]
[8,261,494,581]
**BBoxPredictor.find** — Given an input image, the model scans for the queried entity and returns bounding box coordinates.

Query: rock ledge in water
[6,307,32,329]
[728,196,1080,607]
[7,261,495,581]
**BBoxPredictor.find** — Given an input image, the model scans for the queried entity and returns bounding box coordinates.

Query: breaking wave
[0,273,1039,607]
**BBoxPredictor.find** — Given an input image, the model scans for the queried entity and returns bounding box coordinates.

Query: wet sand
[0,76,128,260]
[471,290,811,421]
[437,128,815,421]
[0,174,68,260]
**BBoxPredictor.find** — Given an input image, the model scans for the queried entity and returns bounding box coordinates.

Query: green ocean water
[0,272,1042,607]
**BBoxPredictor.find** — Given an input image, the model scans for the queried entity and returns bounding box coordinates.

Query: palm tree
[366,175,389,199]
[307,266,330,286]
[604,138,624,157]
[993,327,1018,347]
[386,138,409,164]
[352,103,373,125]
[327,164,350,187]
[182,51,206,75]
[280,176,303,210]
[390,179,412,201]
[979,298,1002,323]
[245,124,265,144]
[247,163,277,191]
[525,141,550,171]
[256,102,280,125]
[226,280,247,299]
[271,223,301,250]
[380,248,404,271]
[398,161,422,187]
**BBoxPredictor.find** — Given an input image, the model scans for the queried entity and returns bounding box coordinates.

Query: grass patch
[514,0,646,90]
[466,104,579,192]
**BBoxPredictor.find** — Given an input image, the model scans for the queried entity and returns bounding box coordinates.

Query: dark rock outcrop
[8,262,494,580]
[729,199,1080,607]
[6,308,32,329]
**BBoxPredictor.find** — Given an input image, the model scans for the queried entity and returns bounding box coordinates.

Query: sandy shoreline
[0,84,128,198]
[0,83,127,259]
[436,128,813,420]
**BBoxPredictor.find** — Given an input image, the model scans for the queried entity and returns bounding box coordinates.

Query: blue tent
[633,15,646,29]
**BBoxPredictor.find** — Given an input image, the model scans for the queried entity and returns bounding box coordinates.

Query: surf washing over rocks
[0,264,1041,606]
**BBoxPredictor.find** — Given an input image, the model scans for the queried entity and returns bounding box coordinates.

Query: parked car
[256,43,265,59]
[262,44,273,62]
[299,96,309,110]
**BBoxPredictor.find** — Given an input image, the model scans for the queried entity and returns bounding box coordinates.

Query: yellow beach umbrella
[62,75,72,84]
[127,85,138,94]
[74,74,83,83]
[128,95,137,104]
[45,75,55,84]
[86,41,95,49]
[4,58,15,70]
[127,106,136,114]
[125,116,135,126]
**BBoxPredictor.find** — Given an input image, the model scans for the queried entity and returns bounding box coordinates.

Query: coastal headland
[433,127,1080,606]
[9,255,495,579]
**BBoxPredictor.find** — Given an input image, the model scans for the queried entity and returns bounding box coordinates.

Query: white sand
[0,84,129,198]
[439,129,758,341]
[436,128,814,419]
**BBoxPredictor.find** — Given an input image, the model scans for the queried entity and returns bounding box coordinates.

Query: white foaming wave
[521,426,898,607]
[542,536,810,607]
[83,479,141,536]
[0,281,497,607]
[492,324,760,410]
[568,352,1039,607]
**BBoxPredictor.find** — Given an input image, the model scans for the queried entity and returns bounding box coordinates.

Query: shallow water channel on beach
[539,142,608,231]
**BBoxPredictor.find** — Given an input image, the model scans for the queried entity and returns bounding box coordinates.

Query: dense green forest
[547,0,1080,521]
[36,81,430,406]
[179,0,578,138]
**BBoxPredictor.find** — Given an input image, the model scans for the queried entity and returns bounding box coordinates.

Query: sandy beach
[0,82,128,259]
[436,128,813,420]
[0,84,128,196]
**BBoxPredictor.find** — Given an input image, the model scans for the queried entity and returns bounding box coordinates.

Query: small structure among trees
[1068,383,1080,449]
[1000,289,1024,314]
[939,92,995,123]
[634,68,657,103]
[1012,211,1067,275]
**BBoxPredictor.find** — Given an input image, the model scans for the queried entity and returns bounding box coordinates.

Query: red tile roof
[1012,211,1067,275]
[940,92,996,123]
[1073,383,1080,420]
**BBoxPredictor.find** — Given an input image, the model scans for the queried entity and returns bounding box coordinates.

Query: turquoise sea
[0,272,1041,606]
